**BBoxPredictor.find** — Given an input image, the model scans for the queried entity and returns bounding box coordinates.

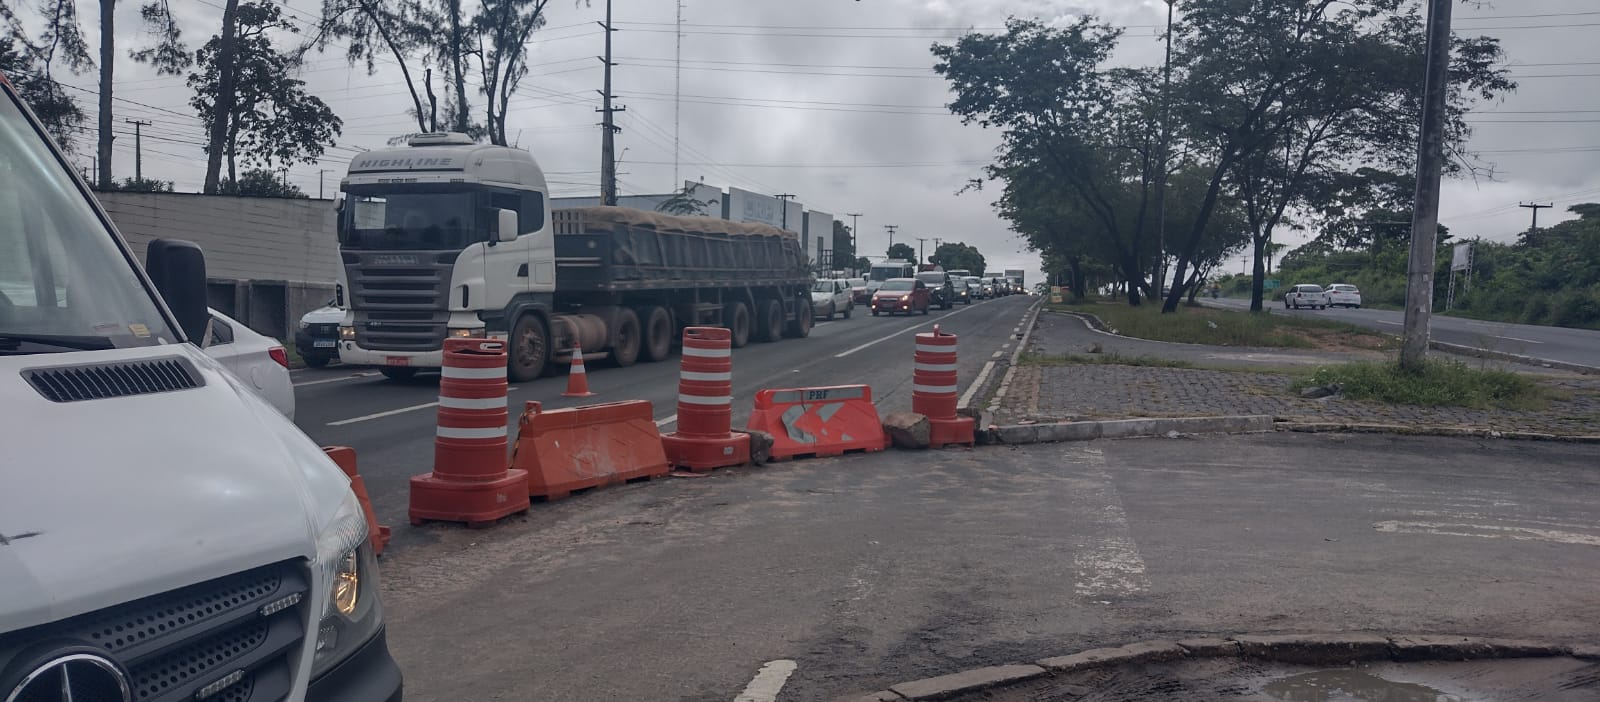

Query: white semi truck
[335,133,816,381]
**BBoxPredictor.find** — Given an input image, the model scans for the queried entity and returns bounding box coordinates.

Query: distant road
[1204,296,1600,369]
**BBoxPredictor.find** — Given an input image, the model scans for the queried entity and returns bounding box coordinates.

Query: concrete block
[1232,633,1392,664]
[1097,419,1163,439]
[1037,641,1187,671]
[1036,421,1102,443]
[1176,638,1241,658]
[888,664,1045,700]
[883,412,930,450]
[833,691,905,702]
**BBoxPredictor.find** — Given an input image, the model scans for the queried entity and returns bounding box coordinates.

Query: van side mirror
[146,239,210,344]
[496,208,518,243]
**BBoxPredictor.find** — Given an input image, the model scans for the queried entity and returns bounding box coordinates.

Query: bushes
[1297,360,1551,410]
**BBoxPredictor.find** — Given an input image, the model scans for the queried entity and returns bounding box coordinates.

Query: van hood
[300,305,345,324]
[0,344,350,633]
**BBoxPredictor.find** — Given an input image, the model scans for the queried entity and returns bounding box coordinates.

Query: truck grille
[344,255,452,352]
[0,561,309,702]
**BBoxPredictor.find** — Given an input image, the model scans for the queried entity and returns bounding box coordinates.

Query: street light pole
[1155,0,1176,301]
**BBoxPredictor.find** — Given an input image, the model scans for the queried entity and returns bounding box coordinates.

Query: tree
[854,256,871,272]
[655,182,715,216]
[886,243,916,261]
[190,1,342,186]
[473,0,558,145]
[220,168,307,198]
[929,242,986,275]
[96,175,173,192]
[0,34,85,149]
[830,220,857,270]
[309,0,435,133]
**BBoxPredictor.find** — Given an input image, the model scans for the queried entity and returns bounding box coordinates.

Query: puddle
[1262,669,1457,702]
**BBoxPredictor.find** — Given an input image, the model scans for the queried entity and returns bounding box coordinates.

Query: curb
[985,300,1045,412]
[980,415,1275,445]
[839,633,1597,701]
[1275,421,1600,444]
[1430,340,1600,376]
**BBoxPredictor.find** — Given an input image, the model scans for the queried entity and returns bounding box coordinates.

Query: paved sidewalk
[996,310,1600,435]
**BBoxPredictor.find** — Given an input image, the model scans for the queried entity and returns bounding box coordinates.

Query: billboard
[805,211,833,266]
[724,187,802,232]
[1451,242,1473,272]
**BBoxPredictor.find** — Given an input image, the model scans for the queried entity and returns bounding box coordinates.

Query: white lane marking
[1074,446,1149,597]
[294,371,378,387]
[655,414,677,427]
[989,300,1044,410]
[1492,335,1544,344]
[991,350,1004,359]
[1376,321,1402,326]
[1374,520,1600,547]
[833,303,986,357]
[734,660,798,702]
[327,401,439,426]
[959,360,996,409]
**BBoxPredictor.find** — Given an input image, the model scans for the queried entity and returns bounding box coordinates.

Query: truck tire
[380,367,417,381]
[610,308,642,367]
[785,298,813,338]
[509,314,549,382]
[756,299,784,343]
[727,301,751,348]
[640,306,673,362]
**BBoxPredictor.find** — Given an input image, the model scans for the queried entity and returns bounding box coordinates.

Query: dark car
[916,271,956,310]
[871,278,931,316]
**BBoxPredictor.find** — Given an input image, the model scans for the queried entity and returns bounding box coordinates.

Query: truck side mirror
[496,208,518,243]
[146,239,210,344]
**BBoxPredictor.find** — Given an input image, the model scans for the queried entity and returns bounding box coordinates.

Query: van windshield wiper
[0,333,116,353]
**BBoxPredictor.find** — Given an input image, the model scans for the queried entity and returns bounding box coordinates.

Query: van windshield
[0,86,177,352]
[340,184,483,250]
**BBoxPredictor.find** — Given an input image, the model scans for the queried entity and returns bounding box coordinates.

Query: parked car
[1284,284,1330,310]
[203,309,295,419]
[916,270,957,310]
[871,277,931,316]
[811,278,854,320]
[847,277,870,304]
[296,300,343,367]
[1324,283,1362,308]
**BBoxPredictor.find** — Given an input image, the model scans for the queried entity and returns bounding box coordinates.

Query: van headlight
[311,491,383,678]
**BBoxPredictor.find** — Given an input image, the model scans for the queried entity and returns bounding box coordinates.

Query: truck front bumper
[307,626,403,702]
[339,342,443,369]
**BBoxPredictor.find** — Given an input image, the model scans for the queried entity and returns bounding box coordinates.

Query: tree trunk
[1069,256,1086,301]
[203,0,241,194]
[448,0,468,133]
[1250,236,1268,312]
[424,68,439,132]
[359,0,429,133]
[96,0,114,189]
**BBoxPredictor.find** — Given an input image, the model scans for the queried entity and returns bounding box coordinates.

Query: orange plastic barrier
[409,338,531,528]
[745,385,889,460]
[323,446,392,556]
[511,399,671,500]
[914,325,975,448]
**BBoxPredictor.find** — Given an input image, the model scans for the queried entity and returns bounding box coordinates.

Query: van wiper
[0,333,115,353]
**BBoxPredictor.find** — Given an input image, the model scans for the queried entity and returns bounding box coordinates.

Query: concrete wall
[97,192,340,339]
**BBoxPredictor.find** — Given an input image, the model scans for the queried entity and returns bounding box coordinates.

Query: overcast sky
[29,0,1600,284]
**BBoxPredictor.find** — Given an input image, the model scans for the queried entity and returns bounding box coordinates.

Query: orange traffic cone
[562,341,595,397]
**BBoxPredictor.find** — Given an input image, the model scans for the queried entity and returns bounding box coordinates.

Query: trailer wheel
[640,306,673,362]
[611,308,642,367]
[508,314,549,382]
[727,301,751,348]
[784,297,813,338]
[755,299,784,343]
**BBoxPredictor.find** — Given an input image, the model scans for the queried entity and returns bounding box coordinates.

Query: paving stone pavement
[997,311,1600,435]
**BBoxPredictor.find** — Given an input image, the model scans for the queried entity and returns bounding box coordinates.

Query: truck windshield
[0,86,177,352]
[340,184,482,250]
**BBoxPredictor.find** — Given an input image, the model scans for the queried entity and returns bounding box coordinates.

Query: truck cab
[0,73,400,701]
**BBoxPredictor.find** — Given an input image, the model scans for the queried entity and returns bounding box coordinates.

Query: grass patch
[1053,302,1394,351]
[1021,351,1196,369]
[1294,359,1554,410]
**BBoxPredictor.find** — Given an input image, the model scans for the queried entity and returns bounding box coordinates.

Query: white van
[0,75,401,700]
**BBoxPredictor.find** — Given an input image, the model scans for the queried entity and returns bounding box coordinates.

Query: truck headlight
[339,326,356,341]
[311,491,383,678]
[448,328,485,338]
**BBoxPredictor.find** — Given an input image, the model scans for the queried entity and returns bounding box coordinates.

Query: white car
[1284,284,1330,310]
[203,308,296,418]
[1324,283,1363,308]
[811,279,853,320]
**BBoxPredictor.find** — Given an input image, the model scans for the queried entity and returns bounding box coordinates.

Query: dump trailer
[336,133,815,381]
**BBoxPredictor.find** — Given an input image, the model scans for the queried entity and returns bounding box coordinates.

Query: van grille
[23,357,202,402]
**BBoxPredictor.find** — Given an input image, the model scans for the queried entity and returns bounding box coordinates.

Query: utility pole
[319,169,330,199]
[915,237,929,264]
[596,0,624,206]
[884,224,898,252]
[1519,202,1552,234]
[279,167,289,187]
[846,213,863,260]
[1155,0,1176,299]
[124,119,150,181]
[674,0,684,187]
[775,193,795,231]
[1400,0,1454,371]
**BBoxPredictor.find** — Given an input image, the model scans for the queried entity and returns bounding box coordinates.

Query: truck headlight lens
[448,328,485,338]
[339,326,356,340]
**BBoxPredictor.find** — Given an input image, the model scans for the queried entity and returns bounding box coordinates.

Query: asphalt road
[373,432,1600,701]
[288,294,1039,537]
[1204,296,1600,369]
